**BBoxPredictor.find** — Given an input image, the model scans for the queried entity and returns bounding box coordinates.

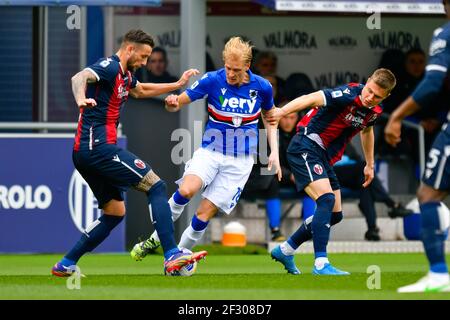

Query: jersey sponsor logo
[313,164,323,175]
[344,113,365,128]
[429,38,447,56]
[68,170,102,233]
[134,159,146,170]
[117,84,129,99]
[220,96,258,113]
[0,185,52,210]
[331,90,343,98]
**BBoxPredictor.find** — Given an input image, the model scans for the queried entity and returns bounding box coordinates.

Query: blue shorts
[72,144,151,208]
[286,134,340,192]
[422,126,450,191]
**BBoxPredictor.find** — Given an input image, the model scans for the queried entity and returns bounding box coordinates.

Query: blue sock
[311,193,335,259]
[173,189,190,205]
[64,214,124,264]
[288,211,343,250]
[265,198,281,229]
[420,202,448,274]
[191,214,209,231]
[147,180,179,259]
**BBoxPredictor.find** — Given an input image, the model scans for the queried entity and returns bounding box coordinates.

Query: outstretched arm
[262,107,282,181]
[360,126,375,188]
[265,90,325,126]
[164,92,193,112]
[71,69,98,108]
[129,69,199,98]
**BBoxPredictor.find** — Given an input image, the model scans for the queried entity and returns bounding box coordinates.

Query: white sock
[280,241,296,256]
[314,257,330,270]
[149,230,160,243]
[429,271,450,283]
[179,225,207,250]
[169,196,187,221]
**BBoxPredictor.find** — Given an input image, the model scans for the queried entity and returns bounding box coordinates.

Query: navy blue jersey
[74,55,138,151]
[185,68,274,156]
[297,83,382,165]
[412,22,450,125]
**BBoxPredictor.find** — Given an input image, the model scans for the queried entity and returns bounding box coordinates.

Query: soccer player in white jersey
[131,37,281,258]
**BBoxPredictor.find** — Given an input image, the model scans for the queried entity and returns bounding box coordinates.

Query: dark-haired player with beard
[51,29,206,277]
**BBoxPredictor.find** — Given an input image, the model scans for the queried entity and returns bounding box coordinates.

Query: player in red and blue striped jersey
[267,68,396,275]
[386,0,450,293]
[51,30,206,277]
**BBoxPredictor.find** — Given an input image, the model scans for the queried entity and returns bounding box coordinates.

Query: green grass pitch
[1,252,450,299]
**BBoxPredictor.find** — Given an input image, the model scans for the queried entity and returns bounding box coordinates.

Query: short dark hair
[151,47,168,62]
[122,29,154,47]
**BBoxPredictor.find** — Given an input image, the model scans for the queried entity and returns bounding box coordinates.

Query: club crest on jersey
[232,116,243,127]
[134,159,146,169]
[313,164,323,175]
[249,90,258,100]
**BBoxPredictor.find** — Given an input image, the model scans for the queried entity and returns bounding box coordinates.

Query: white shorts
[177,148,254,214]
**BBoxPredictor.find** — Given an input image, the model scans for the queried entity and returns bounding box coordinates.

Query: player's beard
[127,62,137,73]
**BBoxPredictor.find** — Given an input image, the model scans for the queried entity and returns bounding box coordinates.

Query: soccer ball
[165,248,198,277]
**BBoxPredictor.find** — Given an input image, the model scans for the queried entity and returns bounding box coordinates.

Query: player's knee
[196,211,212,223]
[178,185,196,199]
[316,192,335,211]
[134,170,161,193]
[102,201,126,216]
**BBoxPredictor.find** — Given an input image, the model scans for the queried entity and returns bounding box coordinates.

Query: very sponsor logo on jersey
[218,89,258,114]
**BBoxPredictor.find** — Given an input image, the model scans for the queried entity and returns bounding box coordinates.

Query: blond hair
[369,68,397,93]
[222,37,253,65]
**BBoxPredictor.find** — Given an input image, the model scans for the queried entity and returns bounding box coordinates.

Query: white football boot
[398,272,450,293]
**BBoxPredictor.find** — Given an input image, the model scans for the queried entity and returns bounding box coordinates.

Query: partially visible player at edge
[266,68,396,275]
[51,29,206,277]
[130,37,281,259]
[385,0,450,293]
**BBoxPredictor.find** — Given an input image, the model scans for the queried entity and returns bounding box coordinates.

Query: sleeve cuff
[84,68,100,82]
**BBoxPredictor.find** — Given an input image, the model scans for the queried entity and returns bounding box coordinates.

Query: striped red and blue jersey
[186,68,274,156]
[74,55,137,151]
[297,83,382,165]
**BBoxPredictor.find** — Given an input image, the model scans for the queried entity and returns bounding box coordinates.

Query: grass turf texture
[1,251,450,299]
